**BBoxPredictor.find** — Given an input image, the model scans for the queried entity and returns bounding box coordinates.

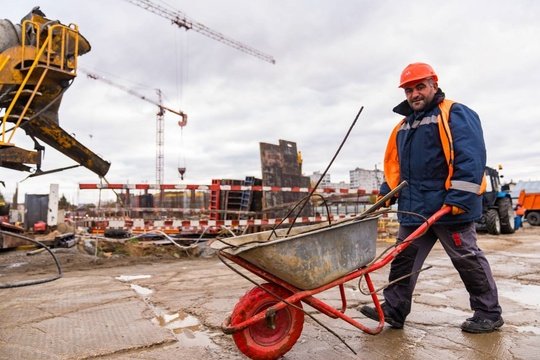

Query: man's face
[403,78,438,112]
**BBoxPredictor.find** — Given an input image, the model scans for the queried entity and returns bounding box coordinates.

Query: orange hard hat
[399,62,438,88]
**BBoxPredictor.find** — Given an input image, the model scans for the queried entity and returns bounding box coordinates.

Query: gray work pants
[382,222,502,323]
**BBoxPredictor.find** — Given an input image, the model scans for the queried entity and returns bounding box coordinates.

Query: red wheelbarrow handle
[357,180,408,220]
[367,205,452,273]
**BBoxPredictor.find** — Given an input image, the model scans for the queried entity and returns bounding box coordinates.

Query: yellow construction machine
[0,7,109,177]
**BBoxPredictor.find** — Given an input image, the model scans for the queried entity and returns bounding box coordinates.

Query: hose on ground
[0,230,62,289]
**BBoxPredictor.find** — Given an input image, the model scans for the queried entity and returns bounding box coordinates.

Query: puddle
[115,274,152,282]
[153,311,200,330]
[176,328,218,348]
[130,284,153,297]
[151,308,218,348]
[515,326,540,335]
[500,283,540,308]
[114,273,218,348]
[114,274,154,297]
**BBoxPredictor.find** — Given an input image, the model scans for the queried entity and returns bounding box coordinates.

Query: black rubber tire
[485,209,501,235]
[526,211,540,226]
[104,228,130,238]
[497,197,515,234]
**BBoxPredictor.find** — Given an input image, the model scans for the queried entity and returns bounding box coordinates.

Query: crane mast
[155,89,164,186]
[123,0,276,64]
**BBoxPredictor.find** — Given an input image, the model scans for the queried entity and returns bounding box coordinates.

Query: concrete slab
[1,225,540,359]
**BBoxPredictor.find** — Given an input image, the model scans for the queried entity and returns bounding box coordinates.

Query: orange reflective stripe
[383,120,404,190]
[479,175,487,195]
[438,99,486,194]
[437,99,455,190]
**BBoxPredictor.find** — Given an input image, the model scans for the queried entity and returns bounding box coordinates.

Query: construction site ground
[1,224,539,359]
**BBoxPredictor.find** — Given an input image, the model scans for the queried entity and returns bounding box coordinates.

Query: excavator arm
[20,116,110,177]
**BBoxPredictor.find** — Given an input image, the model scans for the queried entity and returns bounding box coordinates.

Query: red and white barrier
[79,183,378,195]
[79,214,360,235]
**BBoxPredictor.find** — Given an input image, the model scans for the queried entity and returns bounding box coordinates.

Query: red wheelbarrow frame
[221,206,451,337]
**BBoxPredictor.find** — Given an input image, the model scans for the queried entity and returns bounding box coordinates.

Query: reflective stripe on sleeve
[450,180,482,194]
[399,115,438,131]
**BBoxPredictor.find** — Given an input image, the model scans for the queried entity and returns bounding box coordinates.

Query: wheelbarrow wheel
[231,283,304,360]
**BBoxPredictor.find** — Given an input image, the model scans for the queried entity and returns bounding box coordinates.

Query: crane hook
[178,113,188,127]
[178,167,186,180]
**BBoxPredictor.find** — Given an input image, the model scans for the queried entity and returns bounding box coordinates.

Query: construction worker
[360,63,503,333]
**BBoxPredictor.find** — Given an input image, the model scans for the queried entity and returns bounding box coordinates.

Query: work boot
[359,304,403,329]
[461,316,504,333]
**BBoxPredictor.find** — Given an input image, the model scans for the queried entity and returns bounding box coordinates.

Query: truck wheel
[526,211,540,226]
[231,283,304,360]
[485,209,501,235]
[497,197,515,234]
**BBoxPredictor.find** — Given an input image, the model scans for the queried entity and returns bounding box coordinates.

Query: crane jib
[123,0,276,64]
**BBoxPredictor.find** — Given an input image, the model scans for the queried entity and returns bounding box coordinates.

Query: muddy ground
[1,225,539,359]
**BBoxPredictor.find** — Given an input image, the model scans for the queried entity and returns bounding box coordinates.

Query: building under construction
[260,139,312,218]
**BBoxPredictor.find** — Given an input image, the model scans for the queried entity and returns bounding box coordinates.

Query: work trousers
[382,222,502,323]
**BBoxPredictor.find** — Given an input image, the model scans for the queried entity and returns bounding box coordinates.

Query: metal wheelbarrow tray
[213,217,378,290]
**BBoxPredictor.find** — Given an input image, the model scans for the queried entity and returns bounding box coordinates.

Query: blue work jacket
[380,90,486,225]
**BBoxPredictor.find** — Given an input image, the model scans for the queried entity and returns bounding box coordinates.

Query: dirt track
[1,225,539,359]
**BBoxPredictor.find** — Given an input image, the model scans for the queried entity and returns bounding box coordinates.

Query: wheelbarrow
[212,201,452,359]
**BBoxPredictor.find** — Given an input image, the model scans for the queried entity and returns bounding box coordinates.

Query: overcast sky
[3,0,540,204]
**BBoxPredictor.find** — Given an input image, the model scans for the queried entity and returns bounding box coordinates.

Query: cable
[271,105,364,237]
[0,230,62,288]
[356,209,432,295]
[358,265,434,296]
[214,195,339,252]
[178,125,186,180]
[264,193,331,241]
[125,229,207,257]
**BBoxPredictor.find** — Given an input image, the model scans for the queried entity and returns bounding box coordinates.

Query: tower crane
[81,69,187,186]
[123,0,276,64]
